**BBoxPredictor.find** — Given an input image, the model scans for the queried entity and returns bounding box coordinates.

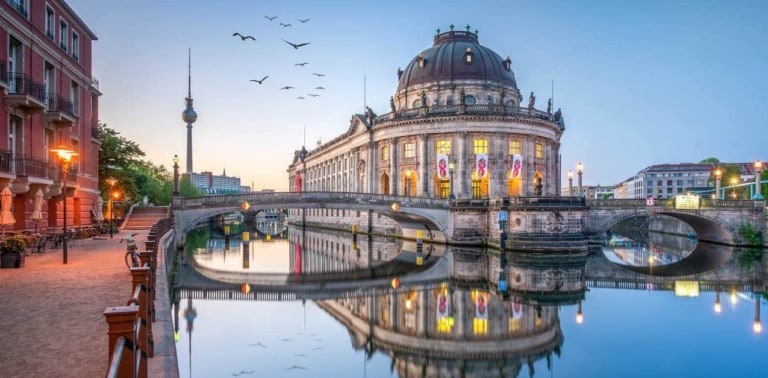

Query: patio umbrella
[30,188,44,233]
[93,196,105,222]
[0,186,15,235]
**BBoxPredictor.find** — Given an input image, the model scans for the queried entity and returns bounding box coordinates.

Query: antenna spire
[187,47,192,99]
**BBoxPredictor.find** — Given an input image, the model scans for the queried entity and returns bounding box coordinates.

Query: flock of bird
[232,15,324,100]
[234,331,324,374]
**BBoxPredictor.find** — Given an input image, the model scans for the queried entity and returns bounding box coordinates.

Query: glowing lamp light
[755,321,763,334]
[730,292,738,305]
[405,299,413,310]
[391,277,400,289]
[391,202,401,212]
[241,283,251,294]
[576,313,584,324]
[714,302,722,313]
[241,201,251,211]
[174,331,180,342]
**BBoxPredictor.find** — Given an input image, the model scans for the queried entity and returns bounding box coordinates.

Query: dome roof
[396,30,517,92]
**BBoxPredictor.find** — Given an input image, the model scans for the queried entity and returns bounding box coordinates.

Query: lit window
[473,139,488,154]
[404,143,415,158]
[381,145,389,160]
[436,140,451,155]
[535,143,543,159]
[509,140,521,155]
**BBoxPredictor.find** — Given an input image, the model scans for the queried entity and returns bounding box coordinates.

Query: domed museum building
[288,28,565,199]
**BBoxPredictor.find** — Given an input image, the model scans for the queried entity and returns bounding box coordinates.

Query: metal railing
[175,191,451,210]
[587,198,765,209]
[7,73,46,102]
[45,93,75,116]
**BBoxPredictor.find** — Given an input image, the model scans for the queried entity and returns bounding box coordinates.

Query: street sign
[645,197,656,207]
[498,211,508,222]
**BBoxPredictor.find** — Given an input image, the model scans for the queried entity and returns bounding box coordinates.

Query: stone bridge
[172,192,451,246]
[586,198,767,246]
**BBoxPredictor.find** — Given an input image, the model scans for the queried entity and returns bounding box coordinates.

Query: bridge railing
[174,191,450,210]
[588,198,765,209]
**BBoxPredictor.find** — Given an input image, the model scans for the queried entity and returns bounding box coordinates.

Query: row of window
[412,94,511,108]
[380,139,543,160]
[646,180,706,187]
[45,3,80,61]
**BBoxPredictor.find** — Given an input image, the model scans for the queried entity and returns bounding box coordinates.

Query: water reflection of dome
[318,282,563,377]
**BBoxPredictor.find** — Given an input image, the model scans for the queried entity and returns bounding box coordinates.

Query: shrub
[1,237,27,254]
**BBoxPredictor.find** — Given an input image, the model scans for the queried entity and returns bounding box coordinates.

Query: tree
[709,164,747,199]
[699,157,720,164]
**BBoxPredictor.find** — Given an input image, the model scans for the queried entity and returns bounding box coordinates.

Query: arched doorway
[433,172,450,199]
[471,171,490,199]
[381,173,390,195]
[402,170,417,197]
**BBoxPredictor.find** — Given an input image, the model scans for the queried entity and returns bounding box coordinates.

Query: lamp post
[51,145,77,265]
[576,300,583,324]
[105,177,117,238]
[577,161,583,197]
[714,168,722,200]
[448,162,455,200]
[753,160,763,200]
[172,154,180,196]
[754,295,762,334]
[567,170,574,196]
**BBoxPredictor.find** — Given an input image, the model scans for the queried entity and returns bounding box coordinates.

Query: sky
[67,0,768,191]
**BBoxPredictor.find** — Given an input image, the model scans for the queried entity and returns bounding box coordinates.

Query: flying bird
[282,39,310,49]
[297,96,305,100]
[248,342,268,348]
[297,18,310,23]
[249,76,269,84]
[285,365,308,371]
[232,32,255,41]
[280,86,294,90]
[294,62,309,66]
[279,22,292,27]
[265,16,278,21]
[312,73,325,77]
[315,86,326,90]
[308,94,319,97]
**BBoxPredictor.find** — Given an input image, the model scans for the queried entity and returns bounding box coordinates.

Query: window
[44,62,54,105]
[404,142,415,158]
[509,140,521,155]
[59,19,68,51]
[45,5,55,40]
[380,145,389,160]
[464,47,473,63]
[473,139,488,154]
[647,181,653,187]
[436,140,451,155]
[72,31,79,61]
[667,180,673,186]
[463,95,476,105]
[535,143,543,159]
[677,180,683,186]
[412,99,423,108]
[71,80,79,115]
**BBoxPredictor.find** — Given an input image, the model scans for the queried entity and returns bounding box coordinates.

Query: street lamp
[753,159,763,200]
[577,162,583,197]
[51,145,78,264]
[754,296,762,334]
[172,154,180,196]
[714,168,722,200]
[713,290,722,313]
[576,300,583,324]
[105,177,118,238]
[448,162,455,200]
[567,170,574,196]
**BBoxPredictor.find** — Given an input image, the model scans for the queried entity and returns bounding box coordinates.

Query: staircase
[123,206,169,230]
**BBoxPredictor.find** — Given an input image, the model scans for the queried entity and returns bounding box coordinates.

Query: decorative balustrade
[45,93,75,116]
[587,198,765,209]
[175,191,450,210]
[375,103,559,125]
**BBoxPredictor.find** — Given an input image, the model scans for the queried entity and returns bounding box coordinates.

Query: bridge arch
[588,209,733,245]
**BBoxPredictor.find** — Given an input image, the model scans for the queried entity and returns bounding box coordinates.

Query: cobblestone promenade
[0,231,175,377]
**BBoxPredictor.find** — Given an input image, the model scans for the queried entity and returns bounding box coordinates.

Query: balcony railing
[5,0,28,18]
[0,60,6,83]
[0,151,79,182]
[7,73,46,103]
[45,93,75,116]
[374,104,564,127]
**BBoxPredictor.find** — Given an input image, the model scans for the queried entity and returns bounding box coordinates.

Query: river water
[172,223,766,378]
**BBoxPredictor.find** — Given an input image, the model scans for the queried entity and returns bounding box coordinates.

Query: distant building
[612,162,759,199]
[561,184,613,198]
[185,170,250,195]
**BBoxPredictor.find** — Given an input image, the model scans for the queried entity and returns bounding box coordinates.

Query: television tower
[181,48,197,174]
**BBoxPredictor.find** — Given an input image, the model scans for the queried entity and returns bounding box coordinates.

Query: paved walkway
[0,230,174,377]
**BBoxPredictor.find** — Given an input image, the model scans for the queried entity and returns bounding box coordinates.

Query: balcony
[0,152,56,193]
[42,93,77,127]
[4,73,46,113]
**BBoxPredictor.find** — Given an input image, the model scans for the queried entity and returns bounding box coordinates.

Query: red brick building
[0,0,100,231]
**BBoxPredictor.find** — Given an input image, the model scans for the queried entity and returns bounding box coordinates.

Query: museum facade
[288,29,565,199]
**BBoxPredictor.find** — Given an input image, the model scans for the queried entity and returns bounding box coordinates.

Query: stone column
[492,133,506,197]
[457,132,467,198]
[525,137,534,196]
[419,133,429,196]
[389,138,398,195]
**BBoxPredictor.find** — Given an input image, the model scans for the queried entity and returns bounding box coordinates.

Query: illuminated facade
[288,29,565,199]
[0,0,100,230]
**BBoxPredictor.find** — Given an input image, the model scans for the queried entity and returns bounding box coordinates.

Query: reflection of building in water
[289,228,403,274]
[319,283,562,377]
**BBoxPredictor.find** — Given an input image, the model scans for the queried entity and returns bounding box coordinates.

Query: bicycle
[121,233,141,268]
